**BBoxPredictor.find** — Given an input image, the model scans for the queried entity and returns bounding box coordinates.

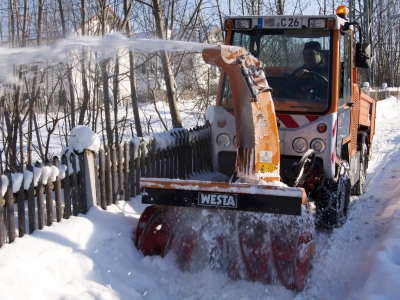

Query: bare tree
[151,0,182,128]
[78,0,91,126]
[124,0,143,136]
[102,61,114,147]
[37,0,45,46]
[57,0,76,129]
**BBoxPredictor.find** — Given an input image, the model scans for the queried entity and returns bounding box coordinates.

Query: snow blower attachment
[135,45,316,291]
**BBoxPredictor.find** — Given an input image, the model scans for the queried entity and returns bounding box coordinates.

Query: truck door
[337,32,352,159]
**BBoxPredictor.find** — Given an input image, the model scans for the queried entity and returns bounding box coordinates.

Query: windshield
[222,29,332,114]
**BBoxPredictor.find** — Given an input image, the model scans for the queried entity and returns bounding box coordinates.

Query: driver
[278,41,328,99]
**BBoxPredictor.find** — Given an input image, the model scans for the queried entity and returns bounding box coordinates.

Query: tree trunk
[128,51,143,136]
[78,55,90,125]
[102,63,114,147]
[68,68,76,128]
[113,55,119,143]
[78,0,90,125]
[9,0,15,46]
[37,0,44,46]
[57,0,76,128]
[57,0,66,37]
[22,0,27,47]
[276,0,284,15]
[124,0,143,136]
[151,0,182,128]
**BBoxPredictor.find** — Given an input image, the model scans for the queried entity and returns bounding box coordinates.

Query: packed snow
[0,97,400,299]
[67,125,101,153]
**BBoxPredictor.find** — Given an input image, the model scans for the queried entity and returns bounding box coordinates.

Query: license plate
[274,17,302,28]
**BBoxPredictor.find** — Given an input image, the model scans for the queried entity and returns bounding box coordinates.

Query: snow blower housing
[135,5,376,292]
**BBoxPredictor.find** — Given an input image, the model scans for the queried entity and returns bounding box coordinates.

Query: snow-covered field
[0,97,399,300]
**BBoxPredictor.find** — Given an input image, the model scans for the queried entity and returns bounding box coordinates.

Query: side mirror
[355,43,370,68]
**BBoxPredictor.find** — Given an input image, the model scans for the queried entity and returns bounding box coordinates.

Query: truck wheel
[314,162,351,228]
[351,141,368,196]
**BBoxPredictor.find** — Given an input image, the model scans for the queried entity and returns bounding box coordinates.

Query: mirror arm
[343,21,363,43]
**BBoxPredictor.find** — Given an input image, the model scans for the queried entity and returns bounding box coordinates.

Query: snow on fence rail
[0,123,212,246]
[0,154,80,246]
[364,86,400,100]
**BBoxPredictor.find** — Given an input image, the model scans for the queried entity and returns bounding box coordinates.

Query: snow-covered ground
[0,97,399,300]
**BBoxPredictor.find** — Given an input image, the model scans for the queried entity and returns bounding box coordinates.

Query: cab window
[336,32,352,157]
[221,29,332,114]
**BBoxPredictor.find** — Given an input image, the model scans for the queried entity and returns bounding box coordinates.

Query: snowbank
[375,96,400,125]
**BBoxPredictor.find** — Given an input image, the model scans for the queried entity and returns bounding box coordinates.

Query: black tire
[314,162,351,228]
[351,141,368,196]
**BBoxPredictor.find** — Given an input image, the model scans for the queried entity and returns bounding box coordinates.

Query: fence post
[145,143,150,177]
[77,152,87,213]
[106,147,113,206]
[172,133,178,178]
[129,142,135,197]
[135,143,141,196]
[177,131,185,179]
[124,142,130,200]
[140,142,146,179]
[82,150,98,211]
[35,161,45,229]
[53,156,63,222]
[110,146,117,204]
[118,144,124,199]
[27,164,36,232]
[160,148,165,178]
[99,149,107,209]
[150,139,156,177]
[0,171,5,246]
[193,134,199,174]
[155,148,161,178]
[61,156,71,219]
[45,160,53,227]
[16,166,25,237]
[70,154,79,216]
[5,170,15,243]
[206,125,212,171]
[166,147,172,178]
[183,130,190,178]
[93,150,101,207]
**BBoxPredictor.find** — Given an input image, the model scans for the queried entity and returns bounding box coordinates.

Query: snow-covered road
[304,97,400,300]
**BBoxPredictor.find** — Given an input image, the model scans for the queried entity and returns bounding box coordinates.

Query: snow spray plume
[0,33,219,86]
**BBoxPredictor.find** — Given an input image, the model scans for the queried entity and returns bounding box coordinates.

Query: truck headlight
[311,138,326,153]
[234,19,251,29]
[308,18,327,28]
[292,137,308,153]
[217,133,230,148]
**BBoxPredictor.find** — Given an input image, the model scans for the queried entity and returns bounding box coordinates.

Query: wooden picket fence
[96,124,212,207]
[0,123,212,246]
[0,153,86,246]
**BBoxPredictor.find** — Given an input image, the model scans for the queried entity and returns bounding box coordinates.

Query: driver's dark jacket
[278,61,328,99]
